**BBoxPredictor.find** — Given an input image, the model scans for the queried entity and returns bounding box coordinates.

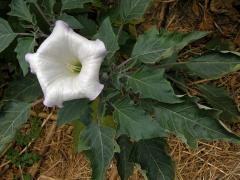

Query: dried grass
[30,123,240,180]
[168,137,240,180]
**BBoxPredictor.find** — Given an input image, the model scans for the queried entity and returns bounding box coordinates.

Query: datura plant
[0,0,240,180]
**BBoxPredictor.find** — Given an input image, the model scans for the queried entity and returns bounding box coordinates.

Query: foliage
[15,117,41,146]
[0,0,240,179]
[5,117,41,180]
[185,52,240,79]
[125,67,181,103]
[8,0,35,24]
[94,17,119,64]
[112,97,165,141]
[57,99,92,126]
[80,122,116,179]
[131,27,208,64]
[154,100,240,148]
[0,101,31,152]
[197,85,240,123]
[130,138,175,180]
[7,147,40,167]
[15,37,36,76]
[0,18,17,53]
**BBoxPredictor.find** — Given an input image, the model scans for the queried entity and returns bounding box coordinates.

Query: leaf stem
[33,2,51,26]
[17,33,34,36]
[165,74,190,91]
[116,23,124,40]
[117,57,133,69]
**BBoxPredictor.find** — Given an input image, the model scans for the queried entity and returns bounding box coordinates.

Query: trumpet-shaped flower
[25,20,107,107]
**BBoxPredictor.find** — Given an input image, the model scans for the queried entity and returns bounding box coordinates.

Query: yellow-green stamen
[66,62,82,73]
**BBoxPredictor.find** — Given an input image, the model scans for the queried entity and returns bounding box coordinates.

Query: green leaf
[78,15,97,37]
[94,17,119,64]
[130,138,175,180]
[15,37,36,76]
[186,52,240,79]
[80,122,115,180]
[132,27,208,64]
[205,37,235,51]
[4,74,42,103]
[126,67,182,103]
[57,99,91,126]
[0,18,17,53]
[197,85,240,123]
[112,97,165,141]
[58,13,83,29]
[116,136,134,180]
[154,101,240,148]
[119,0,151,23]
[8,0,34,23]
[0,101,31,152]
[72,120,89,152]
[42,0,56,15]
[61,0,94,11]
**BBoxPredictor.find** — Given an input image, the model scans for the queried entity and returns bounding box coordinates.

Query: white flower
[25,20,107,107]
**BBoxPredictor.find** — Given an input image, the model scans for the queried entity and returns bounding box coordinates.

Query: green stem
[17,32,34,36]
[165,74,189,91]
[117,57,133,69]
[116,23,124,40]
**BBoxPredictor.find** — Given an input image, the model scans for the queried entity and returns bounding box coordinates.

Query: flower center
[66,62,82,73]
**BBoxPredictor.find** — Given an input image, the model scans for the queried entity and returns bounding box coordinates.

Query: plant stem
[17,32,34,36]
[34,2,51,26]
[116,23,124,40]
[117,57,133,69]
[165,74,190,91]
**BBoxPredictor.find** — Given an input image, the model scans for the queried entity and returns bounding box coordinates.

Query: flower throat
[67,62,82,73]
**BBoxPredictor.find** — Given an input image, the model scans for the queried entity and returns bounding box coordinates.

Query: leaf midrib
[143,141,166,180]
[1,104,29,139]
[157,105,228,137]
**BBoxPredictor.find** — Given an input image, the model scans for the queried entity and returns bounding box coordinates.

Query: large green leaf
[132,27,208,64]
[42,0,56,15]
[57,99,91,126]
[78,15,97,37]
[4,74,42,103]
[116,136,134,180]
[126,67,182,103]
[61,0,94,10]
[72,120,89,152]
[58,13,83,29]
[94,17,119,64]
[154,101,240,148]
[80,122,115,180]
[8,0,34,23]
[15,37,36,76]
[0,18,17,53]
[112,98,165,141]
[186,52,240,79]
[0,101,31,152]
[197,85,240,123]
[119,0,151,23]
[130,138,175,180]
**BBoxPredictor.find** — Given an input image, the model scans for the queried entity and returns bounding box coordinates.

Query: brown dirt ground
[1,0,240,179]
